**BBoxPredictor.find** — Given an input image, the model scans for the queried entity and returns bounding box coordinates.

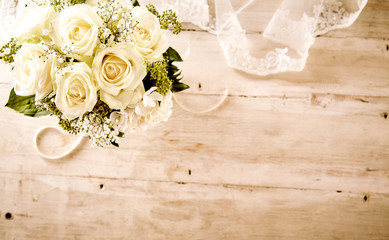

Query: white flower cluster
[110,87,173,134]
[2,0,184,147]
[70,112,118,147]
[96,0,135,44]
[37,98,118,147]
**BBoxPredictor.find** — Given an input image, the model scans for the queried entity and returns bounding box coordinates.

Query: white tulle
[140,0,368,76]
[0,0,17,43]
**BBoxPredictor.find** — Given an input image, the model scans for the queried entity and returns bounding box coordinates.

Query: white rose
[13,43,54,100]
[55,63,98,120]
[14,5,57,41]
[130,6,169,61]
[50,5,103,59]
[92,43,147,109]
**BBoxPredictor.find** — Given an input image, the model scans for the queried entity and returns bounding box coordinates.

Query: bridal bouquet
[0,0,188,147]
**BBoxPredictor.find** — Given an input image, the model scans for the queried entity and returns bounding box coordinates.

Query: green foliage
[146,4,158,16]
[166,60,189,93]
[132,0,140,6]
[164,47,188,92]
[0,38,21,64]
[92,100,112,117]
[171,81,190,92]
[36,96,78,133]
[143,47,188,94]
[163,47,183,62]
[146,4,182,34]
[58,117,77,133]
[146,60,171,95]
[5,89,49,117]
[70,0,86,5]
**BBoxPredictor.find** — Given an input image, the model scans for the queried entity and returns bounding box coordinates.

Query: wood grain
[1,173,388,240]
[0,0,389,239]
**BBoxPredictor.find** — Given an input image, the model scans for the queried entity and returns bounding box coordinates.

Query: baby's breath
[97,0,137,44]
[0,38,21,63]
[37,41,73,70]
[37,97,120,147]
[27,0,71,11]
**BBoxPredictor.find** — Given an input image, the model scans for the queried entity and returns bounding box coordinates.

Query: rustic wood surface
[1,0,389,239]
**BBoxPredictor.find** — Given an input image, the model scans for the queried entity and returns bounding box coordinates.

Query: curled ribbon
[34,125,84,160]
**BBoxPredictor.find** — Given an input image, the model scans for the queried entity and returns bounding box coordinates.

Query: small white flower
[108,35,115,42]
[143,87,163,108]
[102,28,111,38]
[118,19,125,26]
[42,29,49,36]
[146,91,173,125]
[3,48,10,54]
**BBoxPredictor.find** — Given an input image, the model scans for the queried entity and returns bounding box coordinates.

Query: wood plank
[0,172,388,240]
[0,86,388,194]
[175,31,389,96]
[0,0,388,238]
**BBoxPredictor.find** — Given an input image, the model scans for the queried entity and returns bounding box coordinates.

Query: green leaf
[132,0,140,6]
[111,141,119,147]
[5,88,49,117]
[163,47,183,62]
[172,82,190,92]
[118,132,124,138]
[70,0,86,5]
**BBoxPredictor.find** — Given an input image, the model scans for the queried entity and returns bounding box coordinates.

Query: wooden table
[0,0,388,239]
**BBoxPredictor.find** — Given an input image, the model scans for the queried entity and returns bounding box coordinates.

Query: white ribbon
[173,89,229,114]
[34,126,84,160]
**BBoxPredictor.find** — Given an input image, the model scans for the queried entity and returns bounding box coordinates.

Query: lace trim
[216,3,310,76]
[215,0,367,76]
[314,0,368,35]
[215,11,305,75]
[314,0,351,35]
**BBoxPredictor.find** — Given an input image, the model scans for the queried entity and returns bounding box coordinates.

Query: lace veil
[139,0,368,76]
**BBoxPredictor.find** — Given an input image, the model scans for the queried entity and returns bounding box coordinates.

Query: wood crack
[1,170,388,196]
